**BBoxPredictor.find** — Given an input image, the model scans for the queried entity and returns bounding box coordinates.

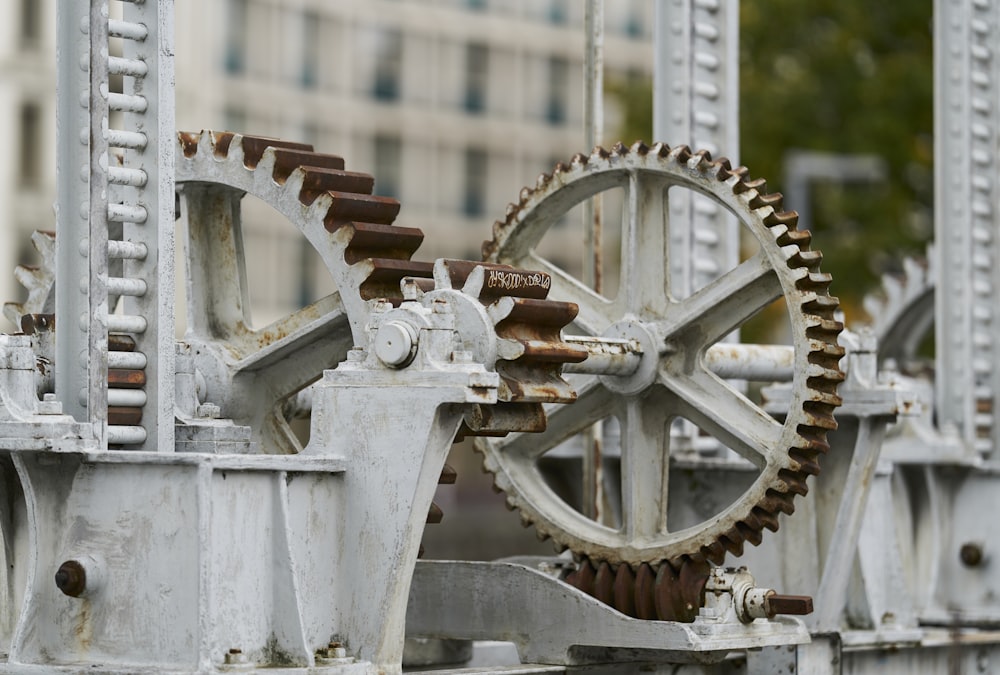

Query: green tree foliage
[742,1,933,321]
[609,3,934,324]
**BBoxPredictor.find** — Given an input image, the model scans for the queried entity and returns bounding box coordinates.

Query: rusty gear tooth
[751,507,780,532]
[788,249,824,270]
[611,141,628,155]
[737,521,764,547]
[700,541,728,566]
[629,140,650,156]
[634,563,658,620]
[653,559,708,623]
[768,211,804,234]
[269,148,345,184]
[595,146,611,160]
[763,489,796,516]
[438,464,457,485]
[668,144,693,164]
[720,531,745,557]
[750,191,784,210]
[726,164,750,181]
[567,558,597,596]
[689,148,713,169]
[649,141,668,157]
[613,563,638,618]
[778,469,810,497]
[594,561,616,606]
[570,152,588,168]
[653,561,681,622]
[797,272,834,293]
[790,449,822,475]
[426,502,444,525]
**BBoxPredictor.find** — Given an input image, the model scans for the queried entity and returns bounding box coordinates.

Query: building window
[20,0,40,45]
[464,43,489,114]
[19,103,40,187]
[374,135,402,199]
[546,56,568,125]
[548,0,567,24]
[301,11,319,88]
[373,29,403,102]
[225,0,248,74]
[463,148,487,217]
[625,15,643,38]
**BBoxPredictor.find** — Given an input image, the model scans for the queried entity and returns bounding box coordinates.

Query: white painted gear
[3,230,56,330]
[861,249,934,372]
[478,142,845,569]
[173,130,432,454]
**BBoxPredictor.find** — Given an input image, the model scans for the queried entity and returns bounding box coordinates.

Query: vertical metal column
[58,0,175,451]
[54,1,93,425]
[934,0,998,457]
[119,0,176,452]
[581,0,605,521]
[653,0,740,300]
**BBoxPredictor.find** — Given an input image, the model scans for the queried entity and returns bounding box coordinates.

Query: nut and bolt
[961,542,986,568]
[224,648,247,665]
[316,641,347,660]
[54,560,87,597]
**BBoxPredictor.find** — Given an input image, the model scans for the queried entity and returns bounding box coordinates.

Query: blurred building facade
[1,0,653,330]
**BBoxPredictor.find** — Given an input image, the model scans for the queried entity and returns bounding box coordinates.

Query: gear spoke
[230,293,353,400]
[620,170,670,317]
[659,366,781,469]
[620,391,671,540]
[526,252,619,335]
[179,184,252,338]
[494,376,616,460]
[657,252,780,346]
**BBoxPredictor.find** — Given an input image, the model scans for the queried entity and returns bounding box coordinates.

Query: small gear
[478,142,845,619]
[3,230,55,331]
[861,249,934,372]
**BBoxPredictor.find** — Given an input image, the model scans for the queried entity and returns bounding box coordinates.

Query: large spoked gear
[176,131,433,454]
[478,142,844,616]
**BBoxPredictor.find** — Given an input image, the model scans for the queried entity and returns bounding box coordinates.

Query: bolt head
[961,542,985,567]
[55,560,87,597]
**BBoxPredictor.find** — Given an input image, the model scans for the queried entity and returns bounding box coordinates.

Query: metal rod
[582,0,605,524]
[563,335,795,382]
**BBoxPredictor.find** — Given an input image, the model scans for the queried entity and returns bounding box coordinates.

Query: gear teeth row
[564,556,711,623]
[178,131,435,316]
[479,142,845,591]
